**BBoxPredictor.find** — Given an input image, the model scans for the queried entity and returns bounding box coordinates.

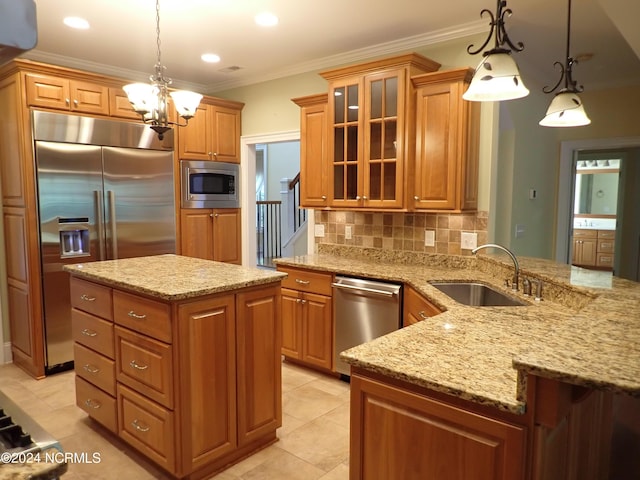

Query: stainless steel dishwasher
[332,276,402,376]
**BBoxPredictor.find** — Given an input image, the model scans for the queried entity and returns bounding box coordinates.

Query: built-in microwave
[180,160,240,208]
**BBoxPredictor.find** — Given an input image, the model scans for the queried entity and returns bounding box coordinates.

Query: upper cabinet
[320,54,440,210]
[26,73,109,115]
[412,68,480,212]
[177,100,244,163]
[292,94,329,209]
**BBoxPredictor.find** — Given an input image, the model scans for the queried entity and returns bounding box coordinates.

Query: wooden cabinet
[108,87,141,120]
[26,73,109,115]
[403,285,442,327]
[71,275,282,479]
[572,229,614,270]
[350,373,526,480]
[71,277,117,433]
[180,208,242,264]
[278,266,334,371]
[292,94,329,208]
[412,68,480,211]
[177,100,243,163]
[320,53,440,210]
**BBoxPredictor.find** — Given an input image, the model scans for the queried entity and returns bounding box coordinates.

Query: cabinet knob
[362,196,368,200]
[73,99,79,106]
[414,196,420,201]
[321,195,327,200]
[65,98,70,105]
[356,196,361,200]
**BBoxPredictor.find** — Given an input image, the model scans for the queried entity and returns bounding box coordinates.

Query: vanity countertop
[275,245,640,414]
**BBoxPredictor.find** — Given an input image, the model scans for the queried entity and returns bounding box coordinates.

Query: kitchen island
[276,245,640,480]
[64,254,286,480]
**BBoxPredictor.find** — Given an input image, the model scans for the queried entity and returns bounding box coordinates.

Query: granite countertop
[64,254,287,301]
[275,245,640,414]
[0,448,68,479]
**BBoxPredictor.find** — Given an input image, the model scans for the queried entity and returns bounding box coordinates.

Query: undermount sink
[429,282,528,307]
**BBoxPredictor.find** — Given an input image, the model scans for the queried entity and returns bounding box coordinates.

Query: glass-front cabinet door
[330,80,362,208]
[363,70,404,209]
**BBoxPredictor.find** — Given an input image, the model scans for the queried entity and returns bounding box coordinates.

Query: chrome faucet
[472,243,520,291]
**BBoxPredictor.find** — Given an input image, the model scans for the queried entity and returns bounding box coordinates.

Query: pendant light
[539,0,591,127]
[124,0,202,139]
[463,0,529,102]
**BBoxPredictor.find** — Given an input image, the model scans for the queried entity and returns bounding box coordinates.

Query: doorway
[555,137,640,281]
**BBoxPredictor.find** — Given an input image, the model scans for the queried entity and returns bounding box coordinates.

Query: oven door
[181,161,239,208]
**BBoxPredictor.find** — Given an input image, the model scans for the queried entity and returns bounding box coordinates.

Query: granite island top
[275,245,640,414]
[64,254,287,301]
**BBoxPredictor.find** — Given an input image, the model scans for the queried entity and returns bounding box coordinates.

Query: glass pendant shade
[463,52,530,102]
[170,90,203,119]
[539,91,591,127]
[123,83,156,114]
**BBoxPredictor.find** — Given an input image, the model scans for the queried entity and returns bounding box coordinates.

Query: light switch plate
[345,225,352,240]
[515,224,526,238]
[461,232,478,250]
[314,224,325,238]
[424,230,435,247]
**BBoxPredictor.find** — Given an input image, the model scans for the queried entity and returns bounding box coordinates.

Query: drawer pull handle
[131,420,150,432]
[418,311,429,320]
[81,329,97,337]
[80,294,96,302]
[84,399,101,409]
[295,279,310,285]
[128,310,147,320]
[129,360,148,371]
[83,364,100,374]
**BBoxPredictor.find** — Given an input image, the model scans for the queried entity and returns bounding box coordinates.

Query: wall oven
[180,160,240,208]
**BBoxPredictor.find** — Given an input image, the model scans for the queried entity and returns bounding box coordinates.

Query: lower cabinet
[72,276,281,479]
[180,208,242,264]
[277,266,333,372]
[403,285,442,326]
[350,373,526,480]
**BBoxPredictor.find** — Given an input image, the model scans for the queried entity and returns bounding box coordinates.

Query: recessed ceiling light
[254,12,278,27]
[201,53,221,63]
[63,17,90,29]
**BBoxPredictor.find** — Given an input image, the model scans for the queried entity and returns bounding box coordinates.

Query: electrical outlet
[424,230,435,247]
[461,232,478,250]
[515,224,526,238]
[345,225,352,240]
[314,224,325,238]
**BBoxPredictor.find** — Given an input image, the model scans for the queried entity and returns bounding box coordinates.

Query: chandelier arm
[466,9,496,55]
[497,7,524,53]
[565,58,584,93]
[542,61,566,94]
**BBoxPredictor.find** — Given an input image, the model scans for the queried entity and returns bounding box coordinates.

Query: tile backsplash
[314,210,488,256]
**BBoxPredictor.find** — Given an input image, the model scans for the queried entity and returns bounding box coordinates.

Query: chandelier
[539,0,591,127]
[463,0,529,102]
[124,0,202,140]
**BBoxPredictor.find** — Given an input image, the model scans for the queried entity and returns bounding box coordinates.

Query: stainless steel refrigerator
[33,111,176,374]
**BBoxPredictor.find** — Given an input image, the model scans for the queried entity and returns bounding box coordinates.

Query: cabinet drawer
[573,229,598,239]
[597,240,614,253]
[597,230,615,240]
[70,277,113,320]
[75,376,117,433]
[74,343,116,395]
[279,267,333,296]
[403,286,442,327]
[597,254,614,267]
[118,384,175,473]
[114,291,171,343]
[115,326,173,409]
[72,309,115,358]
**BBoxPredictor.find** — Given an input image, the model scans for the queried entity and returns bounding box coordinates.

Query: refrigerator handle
[95,191,106,260]
[108,190,118,259]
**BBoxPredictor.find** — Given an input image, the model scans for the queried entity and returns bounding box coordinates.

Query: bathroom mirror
[575,170,619,215]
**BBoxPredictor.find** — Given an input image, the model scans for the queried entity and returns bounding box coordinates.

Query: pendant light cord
[155,0,162,67]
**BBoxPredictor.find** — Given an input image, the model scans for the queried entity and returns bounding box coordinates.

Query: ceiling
[22,0,640,95]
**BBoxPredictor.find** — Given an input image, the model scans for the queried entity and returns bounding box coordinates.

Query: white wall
[265,142,300,200]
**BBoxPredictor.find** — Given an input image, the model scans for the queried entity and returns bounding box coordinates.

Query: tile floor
[0,361,351,479]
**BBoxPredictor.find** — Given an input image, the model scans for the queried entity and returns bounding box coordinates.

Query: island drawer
[74,343,116,395]
[72,309,115,358]
[113,290,172,343]
[403,286,442,327]
[118,384,175,473]
[115,326,173,409]
[279,266,333,296]
[76,376,117,433]
[70,277,113,320]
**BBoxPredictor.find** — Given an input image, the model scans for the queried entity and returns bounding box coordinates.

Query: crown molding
[205,19,488,93]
